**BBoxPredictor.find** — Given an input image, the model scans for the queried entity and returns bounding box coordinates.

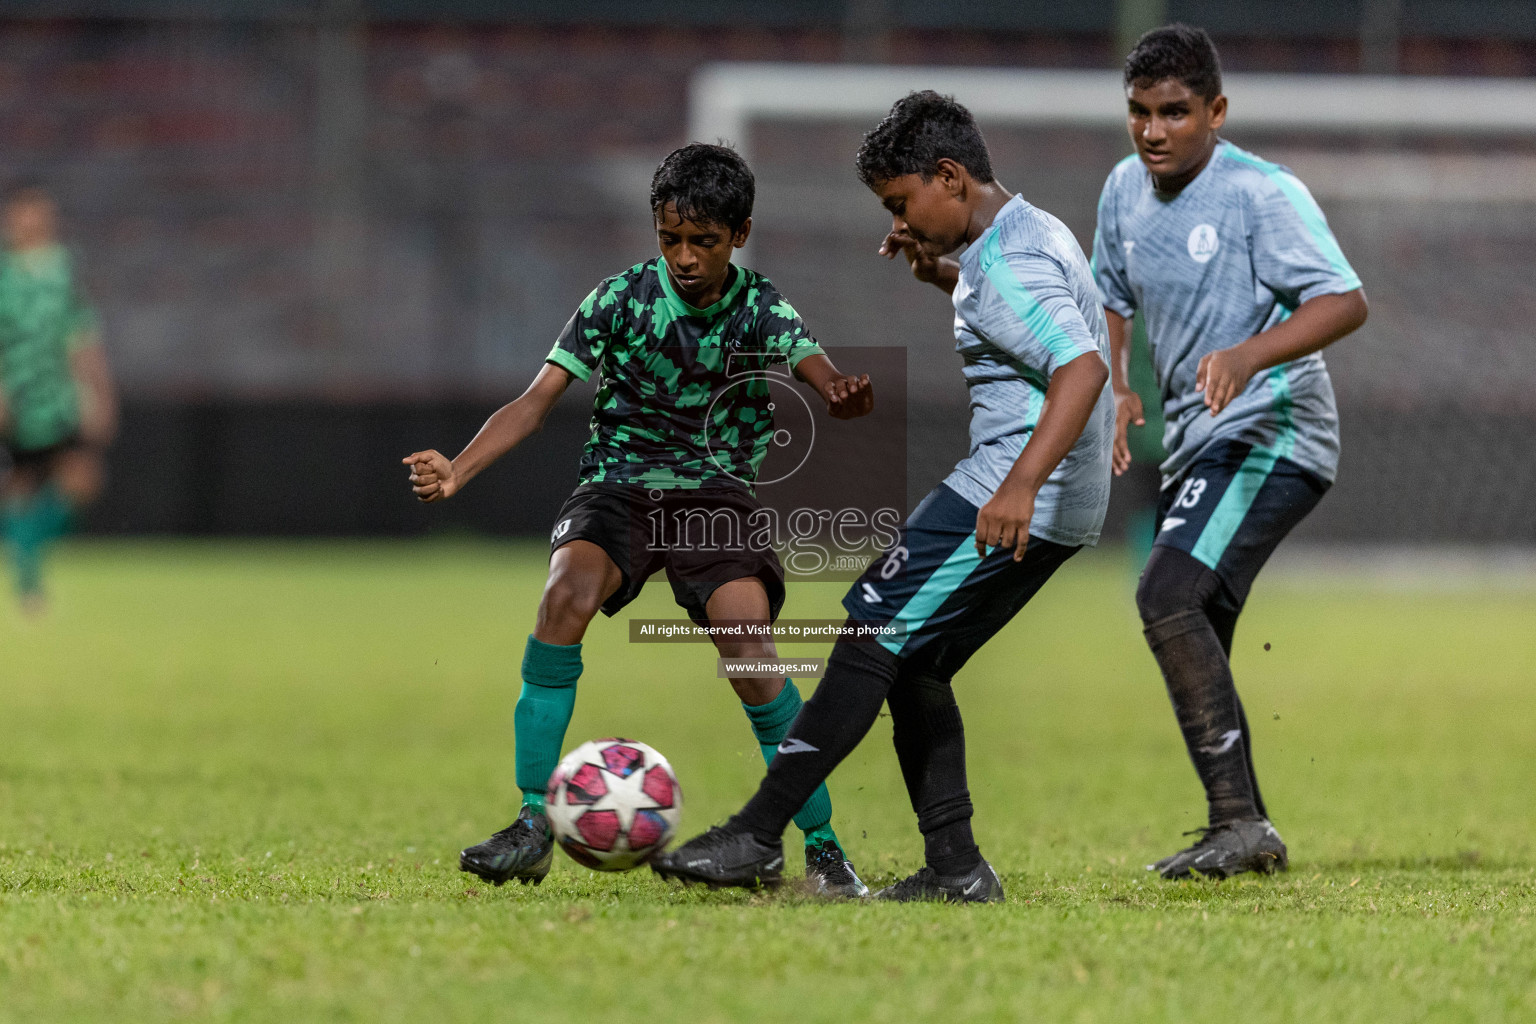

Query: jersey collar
[657,259,746,318]
[958,194,1028,266]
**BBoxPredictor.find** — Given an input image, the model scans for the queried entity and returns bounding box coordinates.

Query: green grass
[1,540,1533,1022]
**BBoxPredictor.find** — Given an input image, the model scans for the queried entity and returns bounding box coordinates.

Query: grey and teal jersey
[0,244,98,452]
[547,258,824,490]
[946,195,1115,547]
[1092,139,1362,487]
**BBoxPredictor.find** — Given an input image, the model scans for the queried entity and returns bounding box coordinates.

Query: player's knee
[3,466,41,498]
[1136,572,1184,624]
[538,576,604,632]
[823,625,901,686]
[1136,551,1211,625]
[55,454,104,504]
[712,635,773,661]
[728,675,782,707]
[888,666,954,717]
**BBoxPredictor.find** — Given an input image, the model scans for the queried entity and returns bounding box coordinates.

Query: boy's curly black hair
[855,90,994,188]
[1123,24,1223,102]
[650,143,754,231]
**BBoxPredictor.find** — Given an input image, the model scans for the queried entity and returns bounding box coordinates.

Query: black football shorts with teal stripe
[841,483,1078,670]
[1152,438,1329,606]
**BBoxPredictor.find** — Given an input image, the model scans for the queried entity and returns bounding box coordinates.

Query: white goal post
[690,64,1536,143]
[688,63,1536,262]
[683,64,1536,567]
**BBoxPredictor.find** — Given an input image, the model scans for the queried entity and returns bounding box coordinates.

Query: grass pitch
[1,540,1533,1022]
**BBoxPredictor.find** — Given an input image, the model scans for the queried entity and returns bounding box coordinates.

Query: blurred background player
[655,92,1113,901]
[1093,25,1369,878]
[0,182,117,614]
[403,144,875,896]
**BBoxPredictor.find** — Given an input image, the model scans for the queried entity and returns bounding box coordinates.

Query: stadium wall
[83,401,1536,545]
[2,16,1533,541]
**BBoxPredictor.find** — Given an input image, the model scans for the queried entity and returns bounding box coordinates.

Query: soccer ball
[545,738,682,871]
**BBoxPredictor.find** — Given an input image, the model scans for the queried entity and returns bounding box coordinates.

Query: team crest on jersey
[1187,224,1219,263]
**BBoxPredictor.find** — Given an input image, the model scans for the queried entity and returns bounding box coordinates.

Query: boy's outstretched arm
[403,363,573,502]
[1197,288,1368,416]
[976,352,1110,561]
[793,353,873,420]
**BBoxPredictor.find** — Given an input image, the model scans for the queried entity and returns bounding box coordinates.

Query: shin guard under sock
[1144,608,1260,825]
[1233,692,1268,821]
[514,636,582,809]
[740,680,835,836]
[732,637,899,843]
[888,672,980,875]
[2,487,74,597]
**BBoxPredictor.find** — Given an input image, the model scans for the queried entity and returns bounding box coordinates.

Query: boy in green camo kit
[403,144,875,895]
[0,184,117,614]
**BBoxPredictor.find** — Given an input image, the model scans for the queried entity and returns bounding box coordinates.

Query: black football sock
[1208,594,1269,820]
[1233,692,1268,821]
[731,632,900,844]
[1143,608,1261,826]
[887,669,981,876]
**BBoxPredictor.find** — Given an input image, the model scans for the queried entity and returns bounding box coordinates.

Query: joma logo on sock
[1198,729,1242,755]
[776,739,819,754]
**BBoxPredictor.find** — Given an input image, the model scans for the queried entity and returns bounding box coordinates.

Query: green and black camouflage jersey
[0,244,99,452]
[546,258,824,490]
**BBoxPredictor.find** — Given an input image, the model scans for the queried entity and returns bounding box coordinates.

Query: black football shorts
[549,482,786,626]
[1152,438,1329,606]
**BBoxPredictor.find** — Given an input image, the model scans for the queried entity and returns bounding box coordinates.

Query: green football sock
[514,636,582,812]
[741,679,837,843]
[0,499,21,593]
[1,486,74,598]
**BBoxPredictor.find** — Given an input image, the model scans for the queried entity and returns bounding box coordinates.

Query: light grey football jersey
[945,195,1115,547]
[1092,140,1362,486]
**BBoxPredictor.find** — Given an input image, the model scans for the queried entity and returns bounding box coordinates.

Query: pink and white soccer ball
[545,738,683,871]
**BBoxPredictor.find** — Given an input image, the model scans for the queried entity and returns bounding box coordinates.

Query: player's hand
[823,373,873,419]
[879,229,955,287]
[1195,344,1256,417]
[1112,385,1145,477]
[974,481,1036,562]
[402,449,458,502]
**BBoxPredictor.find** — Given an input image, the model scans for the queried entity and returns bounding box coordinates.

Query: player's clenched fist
[403,449,457,502]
